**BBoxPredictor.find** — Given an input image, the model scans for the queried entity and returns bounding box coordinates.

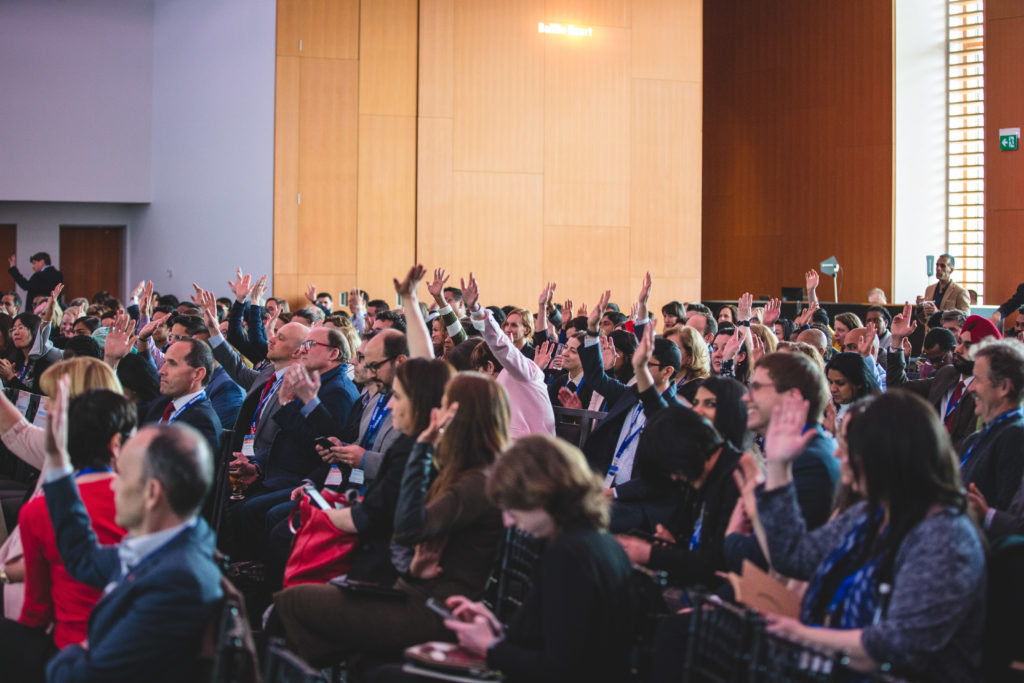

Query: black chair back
[263,639,327,683]
[683,596,761,683]
[492,527,544,623]
[551,406,606,449]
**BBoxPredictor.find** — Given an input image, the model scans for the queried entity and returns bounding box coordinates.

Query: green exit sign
[1000,127,1020,151]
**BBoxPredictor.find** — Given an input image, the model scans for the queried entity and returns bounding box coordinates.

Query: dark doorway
[59,226,124,302]
[0,226,17,294]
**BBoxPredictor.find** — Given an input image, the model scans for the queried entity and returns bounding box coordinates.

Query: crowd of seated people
[1,253,1024,682]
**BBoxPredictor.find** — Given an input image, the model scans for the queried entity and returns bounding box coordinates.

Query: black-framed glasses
[300,340,333,351]
[365,356,396,373]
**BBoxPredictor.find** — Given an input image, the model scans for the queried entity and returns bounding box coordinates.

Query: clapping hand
[557,387,583,409]
[417,401,460,446]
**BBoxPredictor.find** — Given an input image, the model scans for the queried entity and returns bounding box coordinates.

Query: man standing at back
[42,377,222,682]
[918,253,971,326]
[8,253,63,310]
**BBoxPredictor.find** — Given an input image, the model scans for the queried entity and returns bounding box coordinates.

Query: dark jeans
[223,487,294,560]
[0,617,57,683]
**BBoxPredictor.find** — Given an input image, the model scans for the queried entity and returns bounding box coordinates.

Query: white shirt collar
[118,517,197,575]
[172,389,205,411]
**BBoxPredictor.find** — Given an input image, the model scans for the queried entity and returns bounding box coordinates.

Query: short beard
[952,354,974,376]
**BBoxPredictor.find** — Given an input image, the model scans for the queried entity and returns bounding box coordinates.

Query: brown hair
[40,357,123,398]
[665,325,710,381]
[394,359,454,437]
[750,323,779,355]
[487,435,609,533]
[430,372,510,501]
[834,312,863,333]
[776,341,826,372]
[755,351,830,424]
[504,308,534,338]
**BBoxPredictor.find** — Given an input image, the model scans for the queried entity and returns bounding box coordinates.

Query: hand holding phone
[426,597,456,621]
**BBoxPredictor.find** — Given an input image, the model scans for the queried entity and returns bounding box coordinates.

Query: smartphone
[314,436,334,450]
[303,485,332,510]
[426,597,455,621]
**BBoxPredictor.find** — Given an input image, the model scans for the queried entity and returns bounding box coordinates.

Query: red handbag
[283,488,359,587]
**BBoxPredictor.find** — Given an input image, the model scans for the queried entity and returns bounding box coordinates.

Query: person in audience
[866,287,888,305]
[712,323,753,384]
[663,324,711,403]
[690,376,751,452]
[429,435,634,683]
[461,273,554,439]
[0,313,63,393]
[661,300,684,330]
[686,309,718,346]
[717,304,739,325]
[887,307,998,450]
[366,298,390,330]
[8,253,62,310]
[545,332,594,409]
[773,317,795,343]
[40,379,223,683]
[274,372,507,665]
[115,353,161,409]
[831,312,862,352]
[759,391,985,681]
[915,326,956,380]
[0,358,124,620]
[0,390,134,683]
[1,292,22,318]
[60,335,101,360]
[917,254,971,326]
[824,352,881,435]
[373,310,407,333]
[941,308,967,337]
[796,327,828,360]
[0,314,15,362]
[865,305,893,354]
[442,286,466,319]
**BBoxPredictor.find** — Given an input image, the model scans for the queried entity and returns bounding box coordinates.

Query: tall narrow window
[947,0,984,301]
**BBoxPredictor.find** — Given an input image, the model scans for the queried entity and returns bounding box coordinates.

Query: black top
[486,528,635,683]
[9,265,63,309]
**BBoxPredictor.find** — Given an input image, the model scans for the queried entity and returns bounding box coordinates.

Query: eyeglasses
[167,334,192,343]
[748,381,774,392]
[300,340,333,351]
[365,356,396,373]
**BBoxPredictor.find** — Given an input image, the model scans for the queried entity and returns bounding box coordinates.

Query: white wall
[133,0,276,299]
[893,0,948,303]
[0,0,153,202]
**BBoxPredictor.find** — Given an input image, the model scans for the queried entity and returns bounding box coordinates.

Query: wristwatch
[0,566,10,585]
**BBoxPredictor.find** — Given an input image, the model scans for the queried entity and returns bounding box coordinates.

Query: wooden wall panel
[632,0,701,81]
[543,0,630,28]
[419,0,454,118]
[277,0,359,58]
[541,225,632,309]
[702,0,893,302]
[274,56,301,277]
[451,173,544,307]
[356,115,418,298]
[543,26,630,227]
[630,79,702,305]
[453,0,545,173]
[416,117,455,277]
[359,0,418,116]
[297,58,359,275]
[984,4,1024,303]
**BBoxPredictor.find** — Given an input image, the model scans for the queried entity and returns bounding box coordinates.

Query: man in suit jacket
[143,339,222,453]
[8,252,63,311]
[887,310,1000,450]
[917,253,971,327]
[42,395,222,683]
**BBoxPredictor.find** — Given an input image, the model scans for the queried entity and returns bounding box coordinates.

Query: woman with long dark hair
[690,375,750,452]
[824,352,881,434]
[758,391,985,680]
[274,372,509,666]
[0,313,62,392]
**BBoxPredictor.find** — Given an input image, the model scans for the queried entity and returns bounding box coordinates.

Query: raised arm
[464,272,544,384]
[395,264,434,359]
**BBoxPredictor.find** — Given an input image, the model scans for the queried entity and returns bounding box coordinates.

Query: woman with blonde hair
[0,357,123,619]
[664,324,711,403]
[275,371,509,666]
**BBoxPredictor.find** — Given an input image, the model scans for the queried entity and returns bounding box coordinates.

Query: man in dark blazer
[8,251,63,310]
[143,338,222,453]
[42,402,222,683]
[887,310,1000,450]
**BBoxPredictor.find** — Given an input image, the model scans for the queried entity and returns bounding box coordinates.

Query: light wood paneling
[419,0,454,118]
[632,0,701,81]
[274,56,301,276]
[416,117,455,273]
[453,0,545,173]
[297,57,359,275]
[359,0,418,116]
[277,0,359,58]
[543,0,630,28]
[541,225,631,309]
[451,172,544,307]
[543,26,630,227]
[357,115,418,300]
[630,79,702,282]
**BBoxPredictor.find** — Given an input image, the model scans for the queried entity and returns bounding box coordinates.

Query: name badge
[349,468,365,486]
[241,435,256,457]
[324,465,343,487]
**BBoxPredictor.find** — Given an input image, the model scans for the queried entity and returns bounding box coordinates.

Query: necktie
[944,380,966,429]
[160,401,176,423]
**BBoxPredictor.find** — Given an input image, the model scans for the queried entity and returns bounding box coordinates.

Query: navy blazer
[143,394,223,454]
[43,475,222,683]
[258,363,359,491]
[205,365,245,430]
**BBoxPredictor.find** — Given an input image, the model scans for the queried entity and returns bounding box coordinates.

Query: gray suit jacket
[212,337,284,457]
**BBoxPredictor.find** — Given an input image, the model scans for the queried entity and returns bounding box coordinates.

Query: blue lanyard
[960,407,1024,468]
[250,374,285,434]
[607,404,645,477]
[361,394,391,449]
[165,392,207,424]
[944,381,967,419]
[570,376,585,395]
[16,363,29,383]
[77,466,113,477]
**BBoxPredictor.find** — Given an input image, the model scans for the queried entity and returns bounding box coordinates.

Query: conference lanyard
[361,394,392,449]
[77,467,113,478]
[250,374,285,435]
[960,407,1024,468]
[944,383,967,420]
[569,376,585,395]
[606,404,645,483]
[165,392,207,424]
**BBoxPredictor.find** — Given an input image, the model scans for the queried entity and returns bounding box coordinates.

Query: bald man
[796,328,828,359]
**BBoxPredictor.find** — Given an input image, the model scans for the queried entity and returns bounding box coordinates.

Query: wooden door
[0,225,17,294]
[59,226,124,302]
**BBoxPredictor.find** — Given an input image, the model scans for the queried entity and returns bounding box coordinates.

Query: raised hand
[7,255,15,269]
[561,300,574,328]
[576,302,588,318]
[136,319,162,343]
[250,274,268,306]
[633,321,655,372]
[460,273,480,311]
[538,281,556,310]
[857,322,878,358]
[418,401,460,445]
[45,374,72,471]
[394,264,427,299]
[140,280,154,318]
[805,269,820,293]
[890,301,917,341]
[636,271,652,320]
[750,330,767,364]
[427,268,450,303]
[721,325,748,362]
[190,282,205,307]
[794,300,819,327]
[104,311,137,364]
[130,280,146,303]
[228,268,253,303]
[349,287,364,312]
[737,292,754,322]
[763,298,782,326]
[764,394,814,465]
[305,282,317,304]
[588,290,611,333]
[533,340,555,371]
[264,307,281,339]
[198,288,220,334]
